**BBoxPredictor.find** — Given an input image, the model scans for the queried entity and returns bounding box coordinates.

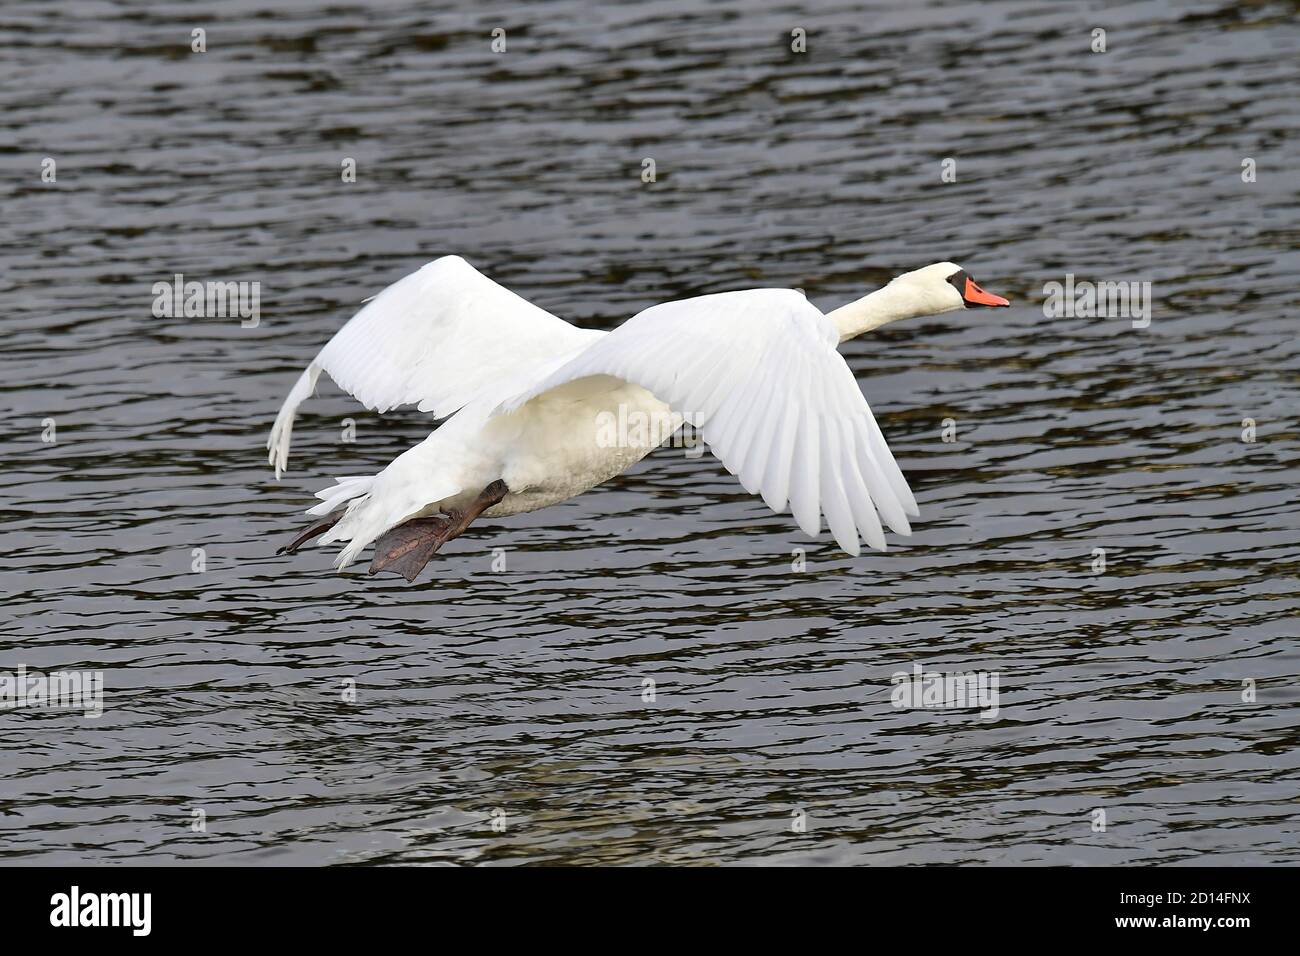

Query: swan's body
[268,256,1008,577]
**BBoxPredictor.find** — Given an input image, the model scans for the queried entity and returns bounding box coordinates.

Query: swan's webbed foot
[368,515,455,582]
[277,510,343,555]
[368,479,509,583]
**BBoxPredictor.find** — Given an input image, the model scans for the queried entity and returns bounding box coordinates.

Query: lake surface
[2,0,1298,865]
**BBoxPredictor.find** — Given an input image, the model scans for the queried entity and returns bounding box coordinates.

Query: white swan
[267,256,1008,580]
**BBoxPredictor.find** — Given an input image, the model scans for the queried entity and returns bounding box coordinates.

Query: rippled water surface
[3,0,1299,865]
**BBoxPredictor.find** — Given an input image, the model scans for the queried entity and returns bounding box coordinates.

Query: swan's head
[892,261,1011,316]
[829,261,1010,342]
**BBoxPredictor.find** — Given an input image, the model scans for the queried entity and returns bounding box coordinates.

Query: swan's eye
[945,270,968,293]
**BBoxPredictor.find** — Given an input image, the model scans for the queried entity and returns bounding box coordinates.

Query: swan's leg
[277,510,343,555]
[369,479,508,582]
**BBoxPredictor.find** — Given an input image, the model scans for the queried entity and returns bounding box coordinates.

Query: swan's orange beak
[963,277,1010,308]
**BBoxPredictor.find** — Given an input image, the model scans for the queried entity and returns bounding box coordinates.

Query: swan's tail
[306,435,465,570]
[306,474,374,517]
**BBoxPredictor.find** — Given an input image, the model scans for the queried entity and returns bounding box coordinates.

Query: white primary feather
[493,288,916,556]
[266,255,599,478]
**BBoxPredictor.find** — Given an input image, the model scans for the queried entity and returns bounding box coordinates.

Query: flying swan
[267,257,1009,580]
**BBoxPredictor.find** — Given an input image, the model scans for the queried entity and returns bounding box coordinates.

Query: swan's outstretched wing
[494,289,919,555]
[267,255,599,477]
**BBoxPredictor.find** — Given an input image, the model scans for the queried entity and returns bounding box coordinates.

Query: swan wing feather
[267,255,597,477]
[494,288,916,555]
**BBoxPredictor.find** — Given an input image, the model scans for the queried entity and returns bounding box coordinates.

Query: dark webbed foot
[367,479,509,583]
[369,515,455,582]
[278,511,343,555]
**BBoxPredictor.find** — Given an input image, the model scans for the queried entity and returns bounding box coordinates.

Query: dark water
[2,0,1298,865]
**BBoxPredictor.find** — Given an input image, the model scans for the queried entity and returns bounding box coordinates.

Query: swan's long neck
[826,281,927,343]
